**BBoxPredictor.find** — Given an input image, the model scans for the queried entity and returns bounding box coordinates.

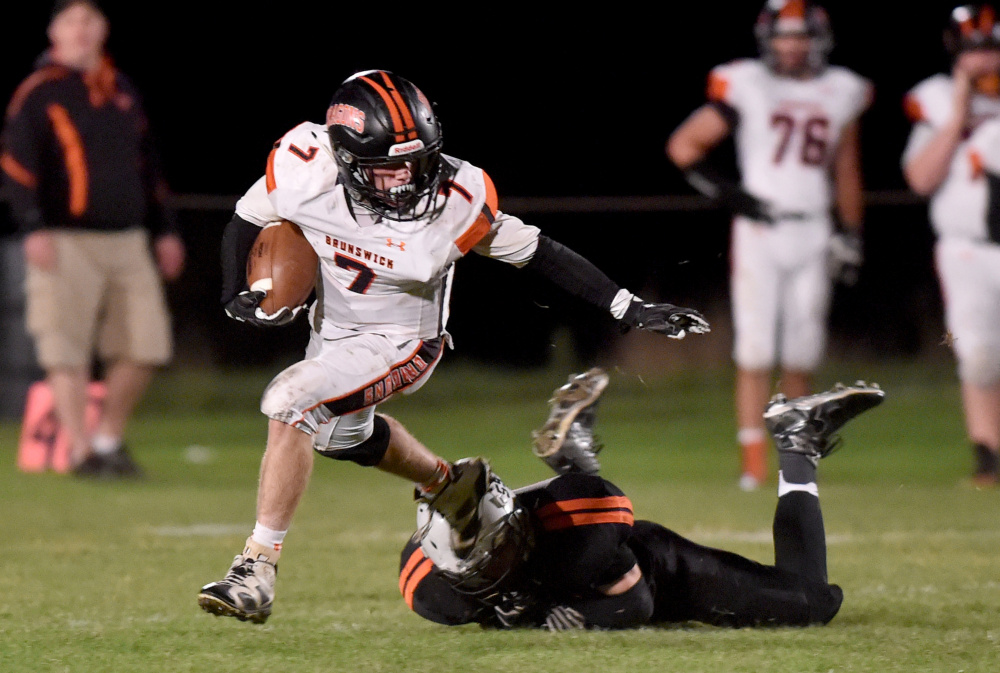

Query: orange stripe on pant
[45,104,88,216]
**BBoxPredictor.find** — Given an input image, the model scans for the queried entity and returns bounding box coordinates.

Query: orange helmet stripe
[980,5,996,33]
[378,71,419,141]
[359,75,408,143]
[779,0,806,19]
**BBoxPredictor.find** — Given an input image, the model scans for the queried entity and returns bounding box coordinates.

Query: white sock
[251,523,287,552]
[91,434,122,456]
[777,471,819,498]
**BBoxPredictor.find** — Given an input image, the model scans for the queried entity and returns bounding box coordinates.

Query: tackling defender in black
[399,369,884,630]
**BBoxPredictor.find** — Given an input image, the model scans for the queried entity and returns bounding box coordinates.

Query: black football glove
[827,229,863,287]
[488,591,541,629]
[621,298,711,339]
[684,160,775,224]
[224,290,304,328]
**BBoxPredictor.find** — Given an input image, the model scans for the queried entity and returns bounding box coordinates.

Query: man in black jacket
[400,369,884,630]
[0,0,185,477]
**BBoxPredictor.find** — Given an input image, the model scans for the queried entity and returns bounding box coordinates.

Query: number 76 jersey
[707,59,873,218]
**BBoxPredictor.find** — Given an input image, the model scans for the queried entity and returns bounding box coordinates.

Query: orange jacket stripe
[706,72,729,102]
[539,510,635,532]
[0,152,37,188]
[535,496,633,518]
[45,103,88,216]
[265,143,279,193]
[378,71,419,141]
[5,66,66,118]
[399,547,426,594]
[359,76,407,143]
[403,558,435,609]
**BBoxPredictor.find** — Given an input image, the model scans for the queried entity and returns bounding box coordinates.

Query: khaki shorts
[25,229,173,369]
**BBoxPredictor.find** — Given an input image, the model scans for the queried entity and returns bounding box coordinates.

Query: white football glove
[828,230,863,287]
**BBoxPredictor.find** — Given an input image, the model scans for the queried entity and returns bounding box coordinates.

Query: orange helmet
[944,4,1000,55]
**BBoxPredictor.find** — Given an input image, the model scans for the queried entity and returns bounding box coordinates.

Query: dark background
[0,1,972,378]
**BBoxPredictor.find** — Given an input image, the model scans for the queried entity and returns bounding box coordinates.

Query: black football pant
[628,492,843,627]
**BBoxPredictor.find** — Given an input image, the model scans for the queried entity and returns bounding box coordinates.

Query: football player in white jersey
[196,70,710,624]
[903,3,1000,487]
[666,0,871,491]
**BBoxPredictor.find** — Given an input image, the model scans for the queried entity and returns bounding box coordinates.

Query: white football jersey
[903,74,1000,241]
[707,59,872,219]
[235,121,540,342]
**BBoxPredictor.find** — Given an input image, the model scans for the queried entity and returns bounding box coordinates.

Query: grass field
[1,357,997,672]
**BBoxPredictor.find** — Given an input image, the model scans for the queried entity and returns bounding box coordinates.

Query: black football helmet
[754,0,834,75]
[327,70,444,221]
[944,4,1000,55]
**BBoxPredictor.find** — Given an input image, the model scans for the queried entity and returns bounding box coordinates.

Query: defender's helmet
[327,70,444,221]
[754,0,834,74]
[417,471,534,598]
[944,4,1000,55]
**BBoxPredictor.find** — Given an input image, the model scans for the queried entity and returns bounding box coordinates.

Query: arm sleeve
[0,92,47,233]
[137,105,180,238]
[220,213,262,304]
[522,235,624,313]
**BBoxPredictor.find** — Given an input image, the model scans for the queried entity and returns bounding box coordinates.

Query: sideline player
[666,0,872,491]
[196,70,710,624]
[400,368,885,630]
[902,3,1000,486]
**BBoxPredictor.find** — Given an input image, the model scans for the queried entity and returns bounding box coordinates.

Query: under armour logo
[386,238,406,251]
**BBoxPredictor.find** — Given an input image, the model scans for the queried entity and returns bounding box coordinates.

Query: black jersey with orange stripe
[399,472,638,627]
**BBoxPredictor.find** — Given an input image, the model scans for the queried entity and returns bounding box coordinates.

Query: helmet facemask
[327,70,446,222]
[755,1,834,76]
[416,471,535,600]
[334,140,444,222]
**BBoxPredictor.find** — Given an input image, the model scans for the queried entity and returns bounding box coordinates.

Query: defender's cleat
[531,368,609,474]
[198,541,277,624]
[419,457,490,552]
[763,381,885,466]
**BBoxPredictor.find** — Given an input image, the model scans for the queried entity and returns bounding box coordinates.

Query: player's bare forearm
[903,120,965,196]
[833,122,864,230]
[666,105,732,169]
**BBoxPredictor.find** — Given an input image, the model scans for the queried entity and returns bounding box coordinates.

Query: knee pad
[314,414,390,467]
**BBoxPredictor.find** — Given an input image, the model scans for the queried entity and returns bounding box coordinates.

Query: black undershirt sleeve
[220,214,262,304]
[523,235,622,312]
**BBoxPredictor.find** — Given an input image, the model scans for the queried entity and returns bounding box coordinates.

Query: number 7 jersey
[236,121,540,343]
[707,59,872,217]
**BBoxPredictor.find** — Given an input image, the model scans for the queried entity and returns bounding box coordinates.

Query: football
[246,220,319,315]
